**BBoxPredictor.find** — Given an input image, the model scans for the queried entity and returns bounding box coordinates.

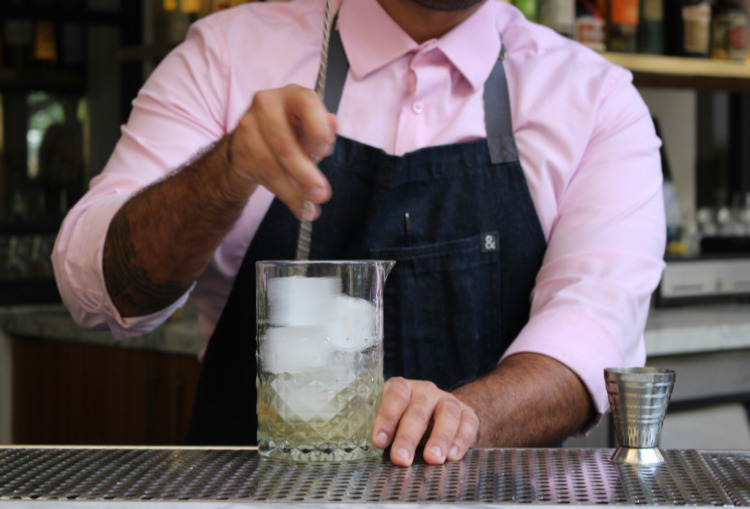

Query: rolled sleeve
[51,16,230,339]
[51,191,192,339]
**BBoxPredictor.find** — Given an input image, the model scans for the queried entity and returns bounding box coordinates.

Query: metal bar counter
[1,446,750,508]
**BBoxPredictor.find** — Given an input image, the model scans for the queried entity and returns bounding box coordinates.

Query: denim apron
[186,31,547,445]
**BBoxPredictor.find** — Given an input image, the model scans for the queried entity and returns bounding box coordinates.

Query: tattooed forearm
[103,206,192,317]
[102,134,255,318]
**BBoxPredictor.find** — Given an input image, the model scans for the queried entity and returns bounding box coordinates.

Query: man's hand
[104,84,336,318]
[229,83,337,220]
[371,377,480,466]
[371,354,594,467]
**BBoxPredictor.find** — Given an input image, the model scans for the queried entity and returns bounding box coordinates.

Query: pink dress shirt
[52,0,666,416]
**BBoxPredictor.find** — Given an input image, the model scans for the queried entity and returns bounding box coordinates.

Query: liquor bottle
[664,0,683,54]
[33,21,57,65]
[638,0,665,53]
[596,0,610,46]
[575,0,606,51]
[609,0,640,51]
[682,0,712,56]
[538,0,576,37]
[514,0,539,22]
[711,0,748,60]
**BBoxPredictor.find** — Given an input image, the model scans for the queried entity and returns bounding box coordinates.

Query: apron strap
[323,28,348,115]
[484,46,519,164]
[322,33,518,164]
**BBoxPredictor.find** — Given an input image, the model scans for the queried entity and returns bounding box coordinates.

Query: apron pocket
[369,235,502,390]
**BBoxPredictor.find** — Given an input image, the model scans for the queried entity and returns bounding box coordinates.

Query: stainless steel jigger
[604,367,676,465]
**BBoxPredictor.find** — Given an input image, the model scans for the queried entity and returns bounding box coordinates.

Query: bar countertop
[1,446,749,508]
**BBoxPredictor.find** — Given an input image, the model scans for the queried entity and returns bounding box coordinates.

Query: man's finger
[287,87,337,159]
[422,397,462,465]
[447,405,480,461]
[387,381,439,467]
[231,121,319,220]
[372,377,412,451]
[253,89,330,200]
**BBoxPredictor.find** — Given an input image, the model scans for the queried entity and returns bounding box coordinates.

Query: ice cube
[272,375,333,422]
[271,370,355,422]
[324,295,376,351]
[260,326,329,374]
[271,368,356,422]
[268,276,340,327]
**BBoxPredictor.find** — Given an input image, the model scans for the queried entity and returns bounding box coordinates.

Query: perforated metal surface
[1,447,749,505]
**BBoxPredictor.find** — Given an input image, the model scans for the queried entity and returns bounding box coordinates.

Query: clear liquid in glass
[255,260,392,462]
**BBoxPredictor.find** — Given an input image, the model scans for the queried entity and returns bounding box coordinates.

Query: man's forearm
[103,134,256,318]
[452,352,594,447]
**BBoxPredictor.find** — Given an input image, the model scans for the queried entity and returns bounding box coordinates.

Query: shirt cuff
[501,308,646,418]
[53,193,193,340]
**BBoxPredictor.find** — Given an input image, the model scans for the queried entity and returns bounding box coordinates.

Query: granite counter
[0,304,204,357]
[3,302,750,359]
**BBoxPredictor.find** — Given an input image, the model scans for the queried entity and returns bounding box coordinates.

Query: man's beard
[406,0,486,11]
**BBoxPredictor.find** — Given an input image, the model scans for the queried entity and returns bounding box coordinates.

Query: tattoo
[103,205,190,316]
[102,134,250,318]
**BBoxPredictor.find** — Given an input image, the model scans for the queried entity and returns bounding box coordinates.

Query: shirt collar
[338,0,501,92]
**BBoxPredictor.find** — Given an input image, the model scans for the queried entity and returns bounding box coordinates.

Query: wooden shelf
[603,52,750,92]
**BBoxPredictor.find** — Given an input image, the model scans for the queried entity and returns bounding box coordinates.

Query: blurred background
[0,0,255,306]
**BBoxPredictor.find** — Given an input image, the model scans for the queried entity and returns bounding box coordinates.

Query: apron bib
[186,32,547,445]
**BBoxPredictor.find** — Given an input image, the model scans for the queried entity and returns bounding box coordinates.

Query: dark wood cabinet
[12,335,202,445]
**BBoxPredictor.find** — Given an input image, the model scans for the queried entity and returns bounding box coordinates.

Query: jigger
[604,367,676,465]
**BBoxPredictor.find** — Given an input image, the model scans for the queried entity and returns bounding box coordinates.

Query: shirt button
[412,101,424,114]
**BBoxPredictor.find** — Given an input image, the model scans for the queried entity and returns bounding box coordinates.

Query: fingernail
[396,448,410,461]
[376,432,388,447]
[449,445,459,459]
[429,445,443,460]
[306,186,327,202]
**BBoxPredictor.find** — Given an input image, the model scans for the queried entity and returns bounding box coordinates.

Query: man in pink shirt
[52,0,666,466]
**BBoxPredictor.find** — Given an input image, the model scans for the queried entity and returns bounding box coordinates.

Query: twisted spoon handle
[295,0,333,261]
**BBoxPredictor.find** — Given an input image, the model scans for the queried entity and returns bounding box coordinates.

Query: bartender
[52,0,666,466]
